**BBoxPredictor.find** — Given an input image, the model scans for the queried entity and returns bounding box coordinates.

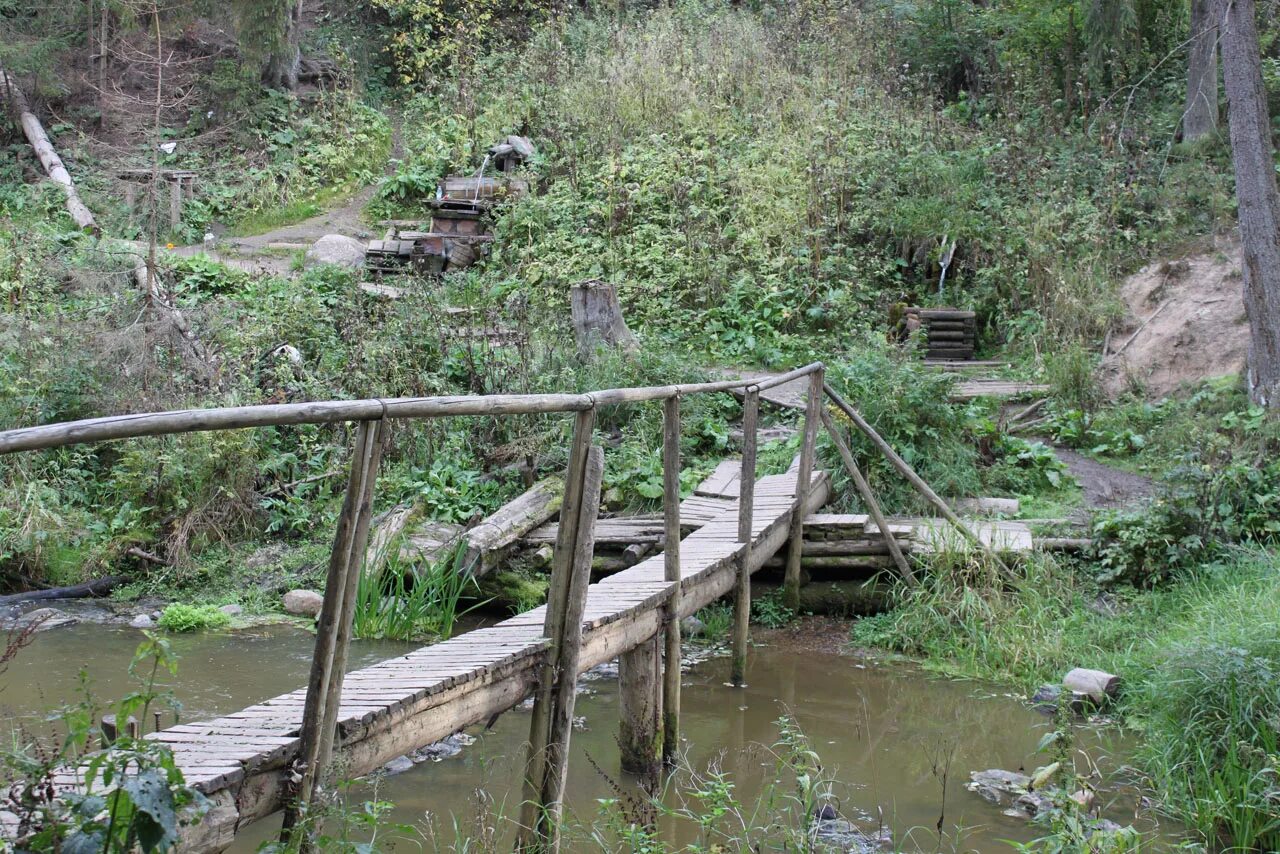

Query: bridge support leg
[518,410,600,853]
[784,368,823,612]
[731,388,758,687]
[281,418,386,846]
[619,635,663,779]
[661,395,682,764]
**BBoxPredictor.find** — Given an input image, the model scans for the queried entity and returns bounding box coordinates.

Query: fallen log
[0,575,126,608]
[0,69,98,233]
[1063,668,1120,704]
[462,477,563,576]
[801,539,909,557]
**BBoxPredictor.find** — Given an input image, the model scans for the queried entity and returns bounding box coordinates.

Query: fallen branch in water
[0,575,126,607]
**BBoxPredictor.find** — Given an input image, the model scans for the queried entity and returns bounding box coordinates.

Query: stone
[218,604,243,617]
[681,615,706,637]
[411,732,474,763]
[1031,683,1061,712]
[967,769,1032,806]
[813,810,894,852]
[13,608,78,632]
[130,614,154,629]
[304,234,366,271]
[381,755,414,775]
[282,589,324,618]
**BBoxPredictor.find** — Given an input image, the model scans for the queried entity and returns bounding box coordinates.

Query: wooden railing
[0,361,1005,852]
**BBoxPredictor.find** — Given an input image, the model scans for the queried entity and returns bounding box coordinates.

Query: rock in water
[680,615,706,637]
[13,608,78,632]
[282,589,324,617]
[382,755,414,775]
[304,235,366,271]
[130,614,154,629]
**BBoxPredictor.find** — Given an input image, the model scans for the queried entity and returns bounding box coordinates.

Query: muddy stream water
[2,620,1179,852]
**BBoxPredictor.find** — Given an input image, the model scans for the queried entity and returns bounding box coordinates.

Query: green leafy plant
[157,603,232,633]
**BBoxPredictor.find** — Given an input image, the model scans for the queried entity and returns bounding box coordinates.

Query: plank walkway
[46,468,829,852]
[950,379,1049,401]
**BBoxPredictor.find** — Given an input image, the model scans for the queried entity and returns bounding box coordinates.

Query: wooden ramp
[81,469,828,852]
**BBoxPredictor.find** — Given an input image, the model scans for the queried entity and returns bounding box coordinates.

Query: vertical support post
[731,387,758,687]
[169,177,181,230]
[784,367,824,612]
[535,445,604,850]
[818,407,917,586]
[618,635,662,779]
[518,408,596,852]
[660,395,682,764]
[281,419,385,844]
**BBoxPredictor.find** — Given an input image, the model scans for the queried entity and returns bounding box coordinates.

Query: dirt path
[1051,446,1153,509]
[170,112,405,275]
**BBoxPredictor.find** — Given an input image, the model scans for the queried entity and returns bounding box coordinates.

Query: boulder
[282,589,324,618]
[304,235,366,271]
[218,603,243,617]
[130,614,155,629]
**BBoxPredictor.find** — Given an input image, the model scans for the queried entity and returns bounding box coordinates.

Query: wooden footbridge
[0,364,1018,852]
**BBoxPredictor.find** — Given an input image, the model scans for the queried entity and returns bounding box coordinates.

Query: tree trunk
[263,0,302,90]
[1219,0,1280,406]
[1184,0,1219,142]
[571,279,638,356]
[0,69,99,233]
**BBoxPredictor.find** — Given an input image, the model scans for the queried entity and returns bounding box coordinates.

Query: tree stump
[571,280,637,356]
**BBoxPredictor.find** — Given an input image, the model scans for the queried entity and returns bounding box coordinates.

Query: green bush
[823,345,978,512]
[157,603,231,632]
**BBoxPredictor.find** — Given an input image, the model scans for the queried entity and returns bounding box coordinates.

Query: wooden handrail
[0,364,825,456]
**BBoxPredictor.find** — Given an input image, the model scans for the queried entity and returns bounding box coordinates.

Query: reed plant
[352,542,480,642]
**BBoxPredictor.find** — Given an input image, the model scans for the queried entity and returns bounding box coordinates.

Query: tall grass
[352,543,480,642]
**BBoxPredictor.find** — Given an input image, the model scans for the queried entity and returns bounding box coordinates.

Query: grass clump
[352,546,479,642]
[157,603,231,633]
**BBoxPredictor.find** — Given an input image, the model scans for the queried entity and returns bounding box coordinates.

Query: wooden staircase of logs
[906,307,978,360]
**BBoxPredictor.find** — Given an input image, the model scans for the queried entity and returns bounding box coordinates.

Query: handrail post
[534,445,603,850]
[661,395,682,763]
[731,387,758,687]
[518,407,596,852]
[281,418,386,846]
[784,368,824,612]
